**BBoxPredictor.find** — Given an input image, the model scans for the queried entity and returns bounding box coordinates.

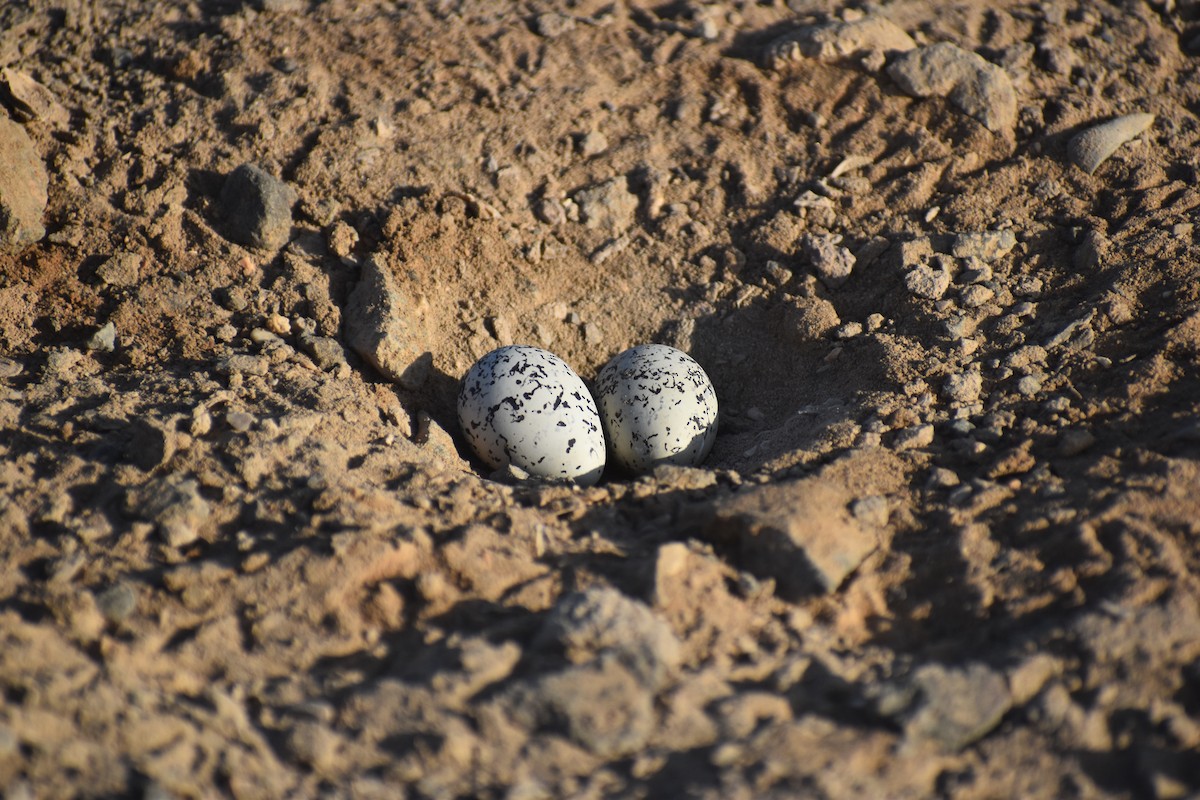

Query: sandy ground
[2,1,1200,797]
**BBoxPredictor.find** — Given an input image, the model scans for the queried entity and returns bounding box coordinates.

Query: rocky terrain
[2,0,1200,797]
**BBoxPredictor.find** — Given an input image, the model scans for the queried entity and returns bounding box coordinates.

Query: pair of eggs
[457,343,718,485]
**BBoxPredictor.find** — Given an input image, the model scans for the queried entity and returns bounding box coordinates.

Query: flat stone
[344,254,432,389]
[220,163,296,249]
[888,42,1017,135]
[0,115,48,252]
[96,252,142,286]
[952,229,1016,262]
[704,475,877,598]
[298,333,348,371]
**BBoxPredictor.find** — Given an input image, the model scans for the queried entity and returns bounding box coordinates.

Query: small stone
[344,254,432,389]
[943,368,982,403]
[0,357,21,378]
[0,115,48,251]
[573,176,639,231]
[928,467,960,487]
[774,296,840,341]
[298,333,347,371]
[96,252,142,286]
[1068,113,1155,175]
[835,322,863,339]
[1058,428,1095,457]
[578,130,608,158]
[534,196,566,225]
[95,582,137,623]
[220,162,297,249]
[850,495,889,526]
[905,264,951,300]
[86,321,116,352]
[877,663,1013,751]
[226,410,255,432]
[287,721,341,773]
[893,237,934,269]
[952,229,1016,262]
[218,354,270,376]
[266,313,291,335]
[533,11,576,38]
[894,423,934,451]
[960,284,995,308]
[887,42,1017,134]
[1016,374,1043,396]
[865,313,886,331]
[131,476,211,548]
[801,233,856,288]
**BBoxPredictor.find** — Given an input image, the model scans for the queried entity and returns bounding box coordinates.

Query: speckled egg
[458,345,605,485]
[595,344,718,474]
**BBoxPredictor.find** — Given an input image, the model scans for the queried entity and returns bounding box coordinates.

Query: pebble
[894,423,934,451]
[344,254,431,389]
[1058,428,1096,456]
[577,130,608,158]
[86,321,116,352]
[226,410,255,432]
[1068,113,1155,175]
[573,176,639,231]
[960,284,995,308]
[132,476,212,548]
[850,495,889,526]
[943,368,982,403]
[952,229,1016,262]
[905,263,951,300]
[95,582,137,623]
[876,662,1013,751]
[801,233,855,288]
[0,115,48,251]
[96,252,142,286]
[1016,374,1043,397]
[298,333,348,371]
[220,162,297,249]
[0,357,21,378]
[887,42,1017,134]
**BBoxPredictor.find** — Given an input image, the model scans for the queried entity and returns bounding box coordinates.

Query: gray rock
[573,176,638,231]
[874,662,1012,751]
[86,321,116,352]
[96,252,142,286]
[704,476,877,598]
[298,333,348,371]
[1068,113,1154,175]
[887,42,1017,134]
[893,423,934,451]
[943,368,982,403]
[538,587,681,690]
[220,163,296,249]
[218,354,270,376]
[95,582,137,623]
[344,254,432,389]
[131,476,211,548]
[801,233,856,288]
[951,229,1016,262]
[905,263,951,300]
[0,115,48,251]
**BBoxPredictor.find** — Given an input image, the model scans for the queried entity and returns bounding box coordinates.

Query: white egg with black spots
[458,345,605,485]
[595,344,718,474]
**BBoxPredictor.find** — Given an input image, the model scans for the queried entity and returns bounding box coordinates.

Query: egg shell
[458,345,605,485]
[595,344,718,474]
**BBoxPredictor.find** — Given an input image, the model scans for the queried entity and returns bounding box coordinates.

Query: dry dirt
[2,1,1200,798]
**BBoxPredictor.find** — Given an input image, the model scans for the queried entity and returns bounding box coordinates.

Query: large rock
[220,162,296,249]
[887,42,1017,135]
[0,115,47,252]
[704,474,877,598]
[344,254,431,389]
